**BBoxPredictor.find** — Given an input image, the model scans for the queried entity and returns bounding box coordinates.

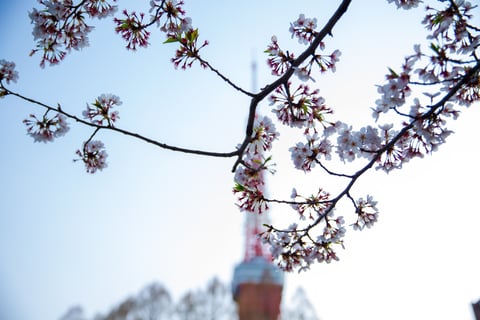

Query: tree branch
[3,88,241,158]
[232,0,353,172]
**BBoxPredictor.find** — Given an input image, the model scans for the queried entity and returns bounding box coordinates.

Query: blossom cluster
[254,185,348,271]
[421,1,479,106]
[0,60,19,97]
[265,39,341,81]
[289,134,332,171]
[113,0,192,50]
[0,60,19,85]
[352,195,379,230]
[83,94,122,126]
[262,211,346,272]
[373,56,417,119]
[2,0,477,273]
[233,115,279,213]
[270,83,333,131]
[169,28,209,69]
[369,0,479,171]
[113,0,207,69]
[266,13,341,81]
[23,112,70,143]
[290,187,332,221]
[149,0,191,35]
[386,0,422,10]
[29,0,118,67]
[265,36,294,76]
[253,0,479,271]
[114,10,151,50]
[289,14,318,45]
[75,140,108,173]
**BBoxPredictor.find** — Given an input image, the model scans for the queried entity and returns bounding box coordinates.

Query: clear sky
[1,1,479,320]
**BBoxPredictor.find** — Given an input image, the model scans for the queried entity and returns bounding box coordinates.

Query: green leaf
[186,29,199,43]
[433,13,443,25]
[387,67,398,78]
[163,37,179,44]
[234,183,245,192]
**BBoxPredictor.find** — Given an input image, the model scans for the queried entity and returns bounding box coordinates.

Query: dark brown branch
[306,59,480,232]
[3,88,241,158]
[200,58,255,97]
[232,0,353,172]
[263,60,480,238]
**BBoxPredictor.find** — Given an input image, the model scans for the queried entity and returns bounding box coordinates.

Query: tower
[231,211,284,320]
[231,60,284,320]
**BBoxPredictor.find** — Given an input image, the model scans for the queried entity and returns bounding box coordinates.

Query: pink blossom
[271,83,332,132]
[0,60,19,84]
[114,10,151,50]
[353,126,382,158]
[23,113,70,143]
[353,195,379,230]
[169,28,209,69]
[233,183,268,214]
[75,140,108,173]
[386,0,421,10]
[289,134,332,171]
[289,14,318,45]
[83,0,118,19]
[83,94,122,126]
[246,115,279,155]
[265,36,293,76]
[29,0,117,66]
[234,156,265,190]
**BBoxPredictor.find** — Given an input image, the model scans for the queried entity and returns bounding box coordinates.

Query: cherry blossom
[289,134,332,171]
[352,195,379,230]
[245,115,279,155]
[289,14,318,45]
[387,0,422,9]
[113,0,206,68]
[270,83,333,132]
[149,0,190,35]
[233,115,278,214]
[0,60,19,84]
[262,209,346,271]
[271,13,342,81]
[265,36,294,76]
[114,10,151,50]
[168,28,209,69]
[75,140,108,173]
[0,0,479,272]
[83,94,122,126]
[23,113,70,143]
[290,187,332,221]
[83,0,118,19]
[29,0,118,67]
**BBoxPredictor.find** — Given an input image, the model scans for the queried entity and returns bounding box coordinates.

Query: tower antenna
[251,59,257,93]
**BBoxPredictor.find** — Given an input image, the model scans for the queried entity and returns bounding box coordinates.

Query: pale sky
[1,1,479,320]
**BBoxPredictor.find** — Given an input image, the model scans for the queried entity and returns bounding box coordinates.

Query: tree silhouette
[59,278,321,320]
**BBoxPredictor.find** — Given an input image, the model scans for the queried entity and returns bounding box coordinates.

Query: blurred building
[232,255,284,320]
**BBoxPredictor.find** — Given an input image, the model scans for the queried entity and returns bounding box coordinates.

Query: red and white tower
[232,206,284,320]
[231,61,284,320]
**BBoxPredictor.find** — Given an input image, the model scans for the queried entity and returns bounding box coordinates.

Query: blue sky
[1,1,479,320]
